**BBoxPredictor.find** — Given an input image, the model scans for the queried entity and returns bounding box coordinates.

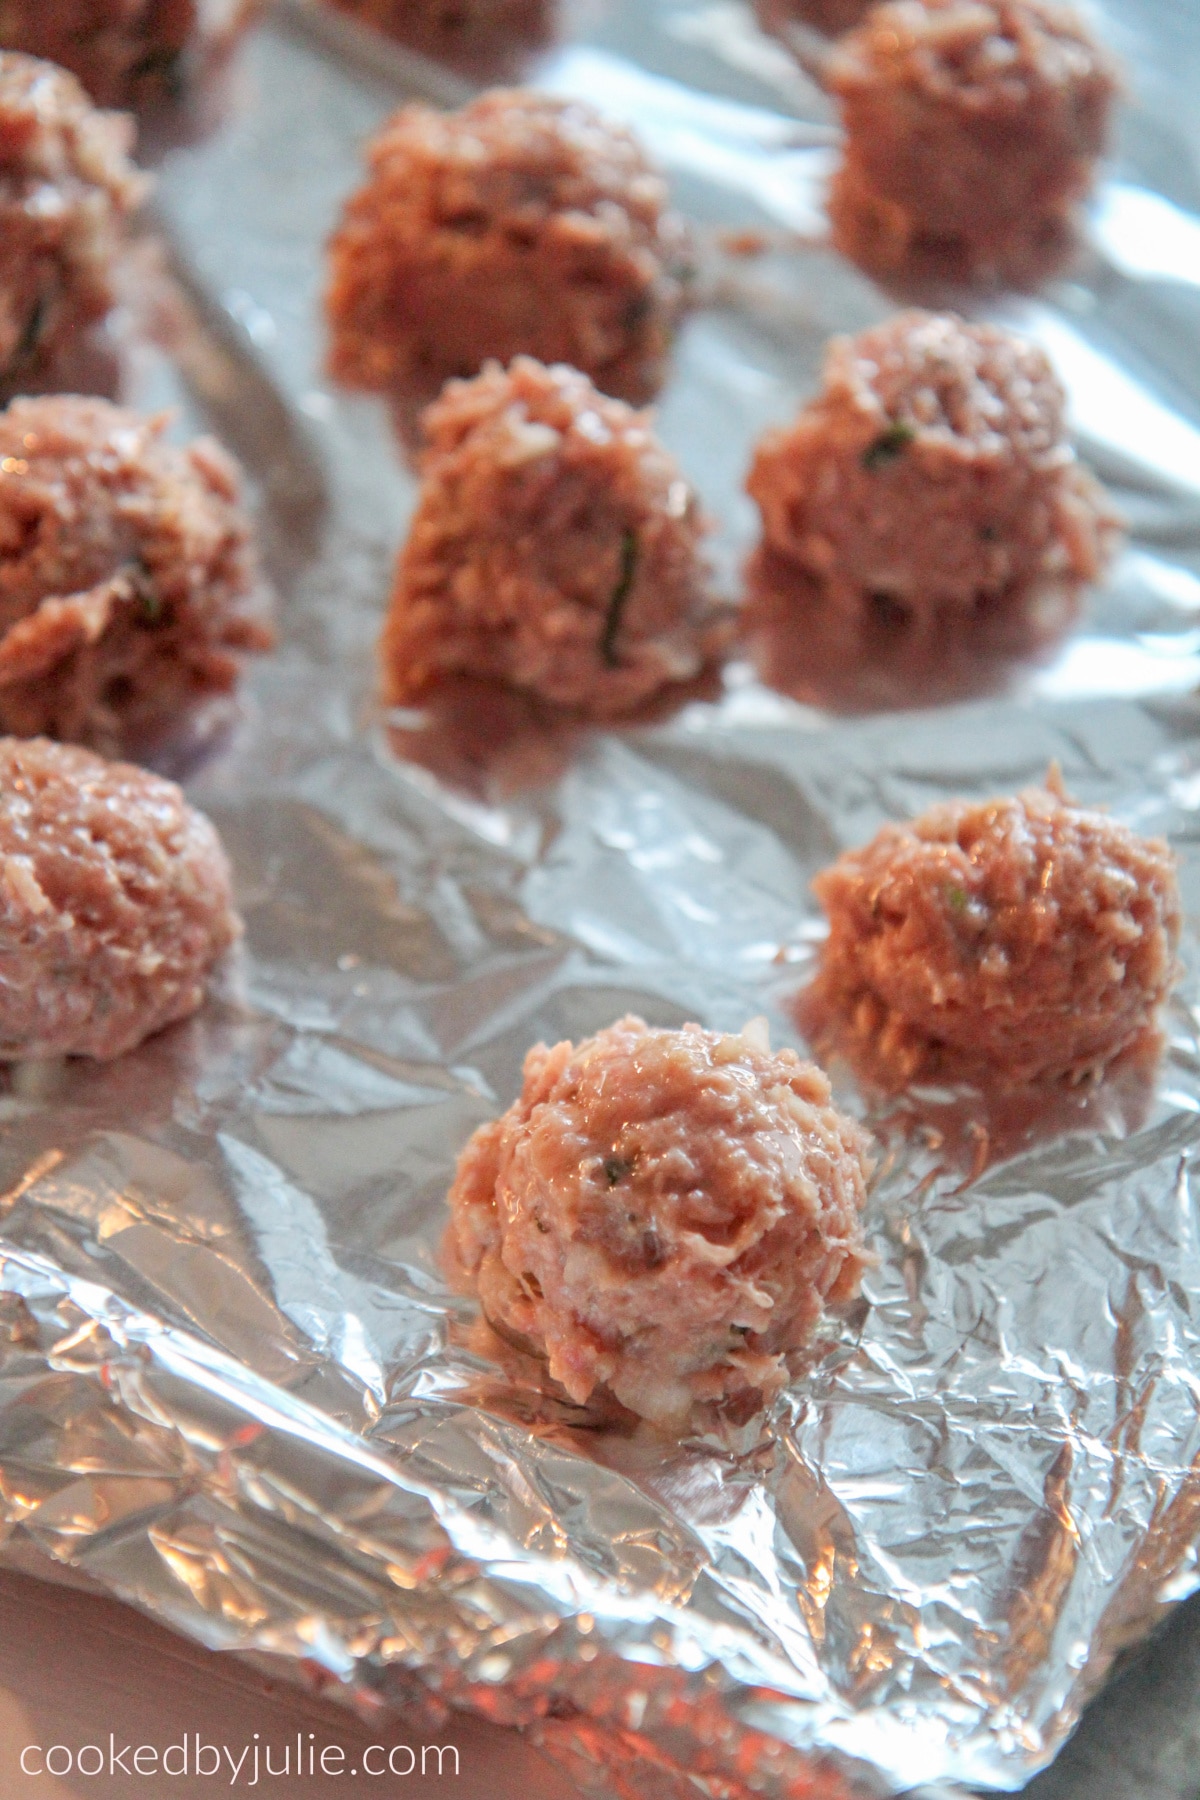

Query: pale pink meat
[0,54,146,390]
[0,2,263,109]
[826,0,1119,285]
[325,88,692,406]
[381,357,726,717]
[746,311,1117,661]
[0,735,240,1060]
[447,1015,871,1428]
[807,780,1181,1093]
[0,394,271,754]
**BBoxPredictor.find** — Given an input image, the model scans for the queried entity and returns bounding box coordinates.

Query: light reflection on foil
[1,7,1200,1800]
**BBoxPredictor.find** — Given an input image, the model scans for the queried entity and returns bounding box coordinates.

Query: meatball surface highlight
[447,1015,871,1428]
[326,88,691,405]
[807,781,1181,1093]
[746,311,1116,660]
[0,735,240,1060]
[0,54,146,389]
[0,2,263,109]
[826,0,1119,285]
[0,395,271,755]
[381,357,724,717]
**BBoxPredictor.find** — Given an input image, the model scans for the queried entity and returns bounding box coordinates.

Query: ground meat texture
[0,55,146,390]
[0,736,239,1059]
[0,395,271,755]
[746,311,1116,655]
[755,0,876,39]
[447,1015,871,1429]
[808,781,1181,1094]
[381,357,723,717]
[325,88,691,406]
[324,0,554,65]
[825,0,1119,286]
[0,3,263,110]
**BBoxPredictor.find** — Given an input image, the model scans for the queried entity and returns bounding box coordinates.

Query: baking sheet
[4,3,1200,1795]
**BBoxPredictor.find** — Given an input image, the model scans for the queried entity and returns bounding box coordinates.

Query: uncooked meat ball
[755,0,875,39]
[0,735,240,1060]
[325,88,691,405]
[0,53,145,389]
[746,311,1116,657]
[324,0,554,65]
[447,1015,871,1428]
[826,0,1119,285]
[807,779,1181,1093]
[0,2,263,110]
[0,395,271,755]
[381,357,724,717]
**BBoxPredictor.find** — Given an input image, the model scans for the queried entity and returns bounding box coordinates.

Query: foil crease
[3,3,1200,1795]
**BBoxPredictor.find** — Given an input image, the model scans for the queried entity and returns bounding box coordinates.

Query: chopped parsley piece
[862,420,916,471]
[946,884,969,914]
[603,1156,633,1186]
[600,528,638,668]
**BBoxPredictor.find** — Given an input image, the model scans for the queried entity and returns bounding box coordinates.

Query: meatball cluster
[326,88,691,406]
[746,311,1116,660]
[0,53,146,390]
[826,0,1119,285]
[808,780,1181,1093]
[381,357,724,717]
[447,1015,871,1428]
[0,735,239,1060]
[0,395,271,755]
[0,1,263,110]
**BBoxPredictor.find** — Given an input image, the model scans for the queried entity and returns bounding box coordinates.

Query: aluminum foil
[3,3,1200,1795]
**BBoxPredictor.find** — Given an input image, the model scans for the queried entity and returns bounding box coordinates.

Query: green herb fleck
[862,420,915,471]
[603,1156,633,1187]
[946,884,968,914]
[12,294,47,370]
[600,529,638,668]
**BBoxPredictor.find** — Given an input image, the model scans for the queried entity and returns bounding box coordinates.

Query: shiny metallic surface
[3,3,1200,1796]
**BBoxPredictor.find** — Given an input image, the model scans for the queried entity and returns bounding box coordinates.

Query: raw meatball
[0,54,146,390]
[324,0,554,66]
[807,779,1181,1093]
[825,0,1119,285]
[381,357,725,717]
[447,1015,871,1428]
[0,395,271,755]
[755,0,876,40]
[0,735,239,1060]
[746,311,1116,658]
[0,2,263,110]
[325,88,692,405]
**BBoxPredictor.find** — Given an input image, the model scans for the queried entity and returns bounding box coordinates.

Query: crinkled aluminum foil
[3,3,1200,1796]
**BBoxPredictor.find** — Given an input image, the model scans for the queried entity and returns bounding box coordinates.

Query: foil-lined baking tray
[4,2,1200,1794]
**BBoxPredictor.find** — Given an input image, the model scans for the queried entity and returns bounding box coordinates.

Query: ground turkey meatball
[806,778,1181,1094]
[447,1016,871,1428]
[381,357,725,717]
[324,0,554,66]
[746,311,1116,661]
[0,54,146,391]
[0,735,239,1059]
[326,88,691,406]
[0,395,271,755]
[0,2,263,110]
[755,0,876,40]
[826,0,1119,286]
